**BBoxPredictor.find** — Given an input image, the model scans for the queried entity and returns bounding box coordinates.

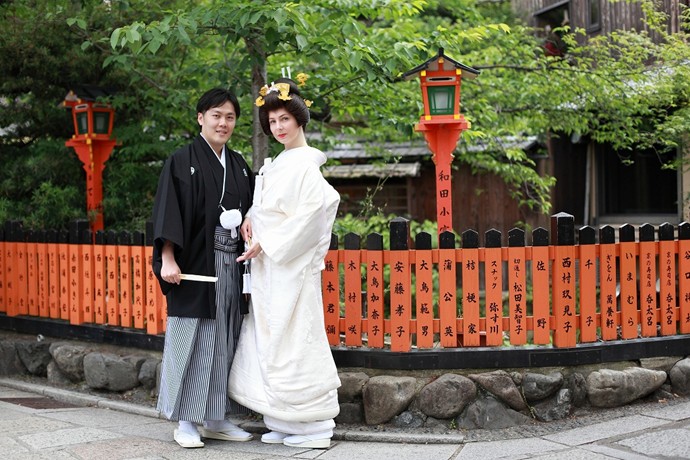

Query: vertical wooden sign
[638,224,657,337]
[343,233,362,346]
[658,224,676,336]
[438,231,457,348]
[599,226,618,340]
[414,232,434,349]
[677,223,690,334]
[619,225,639,339]
[366,234,385,348]
[508,229,527,346]
[532,228,552,345]
[322,235,340,346]
[461,230,481,346]
[117,232,132,328]
[551,213,576,348]
[578,227,598,343]
[105,230,119,326]
[93,232,106,324]
[484,230,503,346]
[389,218,412,352]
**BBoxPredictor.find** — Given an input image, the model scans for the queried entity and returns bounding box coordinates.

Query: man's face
[198,101,236,155]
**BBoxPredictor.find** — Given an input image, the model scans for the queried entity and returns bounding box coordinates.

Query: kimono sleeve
[259,165,326,266]
[151,156,185,292]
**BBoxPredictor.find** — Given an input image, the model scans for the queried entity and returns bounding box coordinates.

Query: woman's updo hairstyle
[257,77,310,136]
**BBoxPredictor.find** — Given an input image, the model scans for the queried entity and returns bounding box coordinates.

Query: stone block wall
[2,332,690,431]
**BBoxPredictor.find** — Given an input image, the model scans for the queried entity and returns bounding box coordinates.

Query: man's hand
[161,240,181,284]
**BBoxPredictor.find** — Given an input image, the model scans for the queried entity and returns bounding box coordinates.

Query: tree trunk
[245,35,268,172]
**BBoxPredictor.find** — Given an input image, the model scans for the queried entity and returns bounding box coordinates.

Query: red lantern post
[403,49,479,234]
[63,90,116,234]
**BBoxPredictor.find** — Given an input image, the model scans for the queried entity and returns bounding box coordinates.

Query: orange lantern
[63,88,117,234]
[403,49,479,234]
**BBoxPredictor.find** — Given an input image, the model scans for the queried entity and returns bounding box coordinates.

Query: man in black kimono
[151,88,255,449]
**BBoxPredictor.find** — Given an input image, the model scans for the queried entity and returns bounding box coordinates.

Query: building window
[534,1,571,57]
[587,0,601,32]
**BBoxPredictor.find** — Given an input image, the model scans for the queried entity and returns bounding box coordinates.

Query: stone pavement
[2,377,690,459]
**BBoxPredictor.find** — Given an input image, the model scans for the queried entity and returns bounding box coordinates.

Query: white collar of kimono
[200,133,226,168]
[274,146,326,168]
[200,133,228,208]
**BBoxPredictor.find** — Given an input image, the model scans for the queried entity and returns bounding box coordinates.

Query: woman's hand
[240,217,252,242]
[237,241,263,262]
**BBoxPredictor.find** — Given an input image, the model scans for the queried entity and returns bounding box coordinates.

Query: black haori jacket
[151,135,254,318]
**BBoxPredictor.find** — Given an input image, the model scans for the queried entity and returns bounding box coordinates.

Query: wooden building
[512,0,687,37]
[512,0,690,227]
[322,138,549,237]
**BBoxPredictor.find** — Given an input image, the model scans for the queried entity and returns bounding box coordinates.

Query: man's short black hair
[196,88,241,119]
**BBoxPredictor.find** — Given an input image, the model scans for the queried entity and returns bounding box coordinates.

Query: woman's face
[268,108,302,149]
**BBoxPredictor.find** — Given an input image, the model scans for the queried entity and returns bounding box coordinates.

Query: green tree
[102,0,690,216]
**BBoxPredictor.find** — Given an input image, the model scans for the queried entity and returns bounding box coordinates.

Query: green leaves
[4,0,689,231]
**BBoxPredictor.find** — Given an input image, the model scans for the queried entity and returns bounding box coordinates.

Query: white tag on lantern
[242,270,251,294]
[242,241,251,294]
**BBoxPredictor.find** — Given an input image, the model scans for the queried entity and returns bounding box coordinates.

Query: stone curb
[0,377,467,444]
[0,377,162,419]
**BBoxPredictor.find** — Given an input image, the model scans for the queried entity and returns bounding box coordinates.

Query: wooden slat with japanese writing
[532,228,551,344]
[600,226,618,340]
[26,237,38,316]
[483,234,504,346]
[414,233,434,349]
[461,230,481,346]
[105,232,119,326]
[552,244,576,347]
[5,238,17,316]
[0,235,5,314]
[438,231,457,348]
[131,236,146,330]
[619,225,639,339]
[145,245,163,334]
[678,223,690,334]
[658,224,676,336]
[508,229,527,345]
[0,231,5,313]
[366,234,385,348]
[117,235,132,328]
[389,248,411,351]
[322,236,340,346]
[46,232,60,319]
[638,225,657,337]
[58,240,70,321]
[552,213,576,348]
[390,219,412,352]
[578,227,598,343]
[68,242,84,325]
[16,237,29,316]
[93,237,106,325]
[36,232,49,318]
[344,233,362,346]
[81,234,95,324]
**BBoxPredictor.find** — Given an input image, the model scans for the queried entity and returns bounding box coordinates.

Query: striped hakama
[157,226,248,423]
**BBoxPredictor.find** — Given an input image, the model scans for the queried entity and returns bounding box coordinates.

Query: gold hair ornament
[255,75,313,108]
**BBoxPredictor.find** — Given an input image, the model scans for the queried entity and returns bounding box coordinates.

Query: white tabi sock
[178,421,199,436]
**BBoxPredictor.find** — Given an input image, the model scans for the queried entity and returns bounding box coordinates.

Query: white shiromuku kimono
[228,146,341,428]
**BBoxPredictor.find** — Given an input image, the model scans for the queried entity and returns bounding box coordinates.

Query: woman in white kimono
[229,77,341,449]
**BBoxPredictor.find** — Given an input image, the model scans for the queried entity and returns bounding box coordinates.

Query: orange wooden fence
[2,214,690,352]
